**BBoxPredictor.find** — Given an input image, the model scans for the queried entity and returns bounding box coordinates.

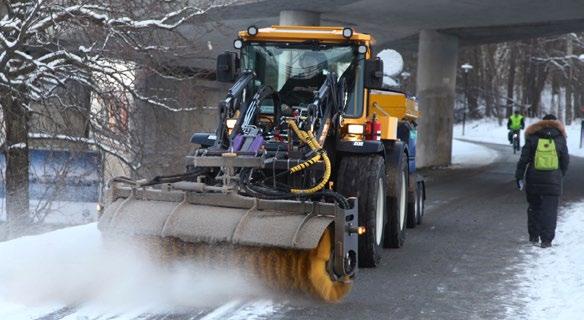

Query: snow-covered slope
[451,139,498,168]
[454,118,584,157]
[0,224,280,320]
[506,202,584,320]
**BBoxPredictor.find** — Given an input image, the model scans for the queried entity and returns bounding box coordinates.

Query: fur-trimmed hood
[524,119,567,138]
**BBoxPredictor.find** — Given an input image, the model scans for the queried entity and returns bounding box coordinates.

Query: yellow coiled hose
[286,120,332,195]
[289,154,321,173]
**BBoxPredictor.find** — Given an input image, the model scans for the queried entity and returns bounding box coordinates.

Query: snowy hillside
[454,118,584,157]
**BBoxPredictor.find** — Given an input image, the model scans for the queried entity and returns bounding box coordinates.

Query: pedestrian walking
[515,114,569,248]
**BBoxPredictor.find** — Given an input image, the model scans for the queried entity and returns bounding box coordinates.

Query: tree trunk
[565,35,573,125]
[574,91,584,118]
[531,63,548,117]
[2,94,31,238]
[506,45,517,118]
[482,44,499,118]
[551,72,560,118]
[467,47,480,119]
[520,40,534,115]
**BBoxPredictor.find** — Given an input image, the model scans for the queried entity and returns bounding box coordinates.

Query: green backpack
[534,138,559,171]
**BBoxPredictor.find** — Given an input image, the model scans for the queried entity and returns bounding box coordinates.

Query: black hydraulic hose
[239,168,349,209]
[142,169,208,186]
[229,85,274,141]
[111,168,209,187]
[215,72,255,147]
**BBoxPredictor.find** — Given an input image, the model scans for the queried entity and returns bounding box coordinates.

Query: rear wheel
[385,152,408,248]
[406,176,417,228]
[337,155,387,268]
[416,181,425,225]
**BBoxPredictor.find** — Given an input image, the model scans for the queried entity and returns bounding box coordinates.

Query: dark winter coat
[515,120,569,196]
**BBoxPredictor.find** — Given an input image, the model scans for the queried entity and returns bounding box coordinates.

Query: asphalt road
[279,140,584,320]
[28,141,584,320]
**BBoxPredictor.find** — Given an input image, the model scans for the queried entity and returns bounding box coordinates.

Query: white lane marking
[200,300,242,320]
[224,300,279,320]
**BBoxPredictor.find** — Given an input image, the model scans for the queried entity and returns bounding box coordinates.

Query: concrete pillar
[279,10,320,26]
[131,72,230,177]
[415,30,459,168]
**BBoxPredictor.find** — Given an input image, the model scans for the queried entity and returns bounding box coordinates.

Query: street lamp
[460,63,473,136]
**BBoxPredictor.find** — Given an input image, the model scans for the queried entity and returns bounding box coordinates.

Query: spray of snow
[505,202,584,320]
[0,223,269,318]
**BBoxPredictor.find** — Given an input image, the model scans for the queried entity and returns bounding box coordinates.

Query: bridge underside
[137,0,584,169]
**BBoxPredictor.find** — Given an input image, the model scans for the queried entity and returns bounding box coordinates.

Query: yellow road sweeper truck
[98,26,426,302]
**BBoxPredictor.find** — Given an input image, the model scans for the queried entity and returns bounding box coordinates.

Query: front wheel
[337,155,387,268]
[512,133,520,154]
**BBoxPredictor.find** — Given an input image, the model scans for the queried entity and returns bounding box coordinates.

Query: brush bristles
[114,229,351,302]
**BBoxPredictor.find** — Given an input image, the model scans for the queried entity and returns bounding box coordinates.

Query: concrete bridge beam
[415,30,459,168]
[279,10,321,26]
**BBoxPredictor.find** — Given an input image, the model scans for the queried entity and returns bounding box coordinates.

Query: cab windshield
[241,43,364,117]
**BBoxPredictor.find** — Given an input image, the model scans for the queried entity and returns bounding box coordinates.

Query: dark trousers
[526,193,559,243]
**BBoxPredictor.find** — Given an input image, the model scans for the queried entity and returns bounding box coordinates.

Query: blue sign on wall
[0,149,102,202]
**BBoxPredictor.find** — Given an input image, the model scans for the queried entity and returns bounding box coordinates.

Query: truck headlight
[226,119,237,129]
[247,25,258,36]
[233,39,243,49]
[347,124,364,134]
[342,27,353,39]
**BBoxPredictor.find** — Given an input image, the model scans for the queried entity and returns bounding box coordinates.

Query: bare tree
[0,0,221,238]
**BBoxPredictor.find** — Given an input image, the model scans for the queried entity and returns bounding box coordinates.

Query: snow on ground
[0,223,279,319]
[506,202,584,320]
[454,118,584,157]
[0,200,96,224]
[451,139,498,167]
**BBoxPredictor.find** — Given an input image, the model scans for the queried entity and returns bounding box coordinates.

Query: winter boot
[540,241,552,248]
[529,236,539,246]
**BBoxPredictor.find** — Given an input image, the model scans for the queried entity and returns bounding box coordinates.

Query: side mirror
[216,51,240,83]
[364,58,384,90]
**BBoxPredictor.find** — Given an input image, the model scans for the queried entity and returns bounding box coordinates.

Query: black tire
[406,174,417,228]
[416,181,425,225]
[385,152,408,248]
[337,155,387,268]
[406,189,419,229]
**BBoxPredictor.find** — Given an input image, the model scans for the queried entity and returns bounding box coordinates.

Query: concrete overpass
[141,0,584,170]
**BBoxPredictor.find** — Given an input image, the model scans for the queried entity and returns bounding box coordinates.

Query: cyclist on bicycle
[508,110,525,144]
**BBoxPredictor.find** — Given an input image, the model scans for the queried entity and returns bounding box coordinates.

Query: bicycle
[512,132,520,154]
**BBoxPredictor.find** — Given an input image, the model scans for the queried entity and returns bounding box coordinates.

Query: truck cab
[208,25,425,267]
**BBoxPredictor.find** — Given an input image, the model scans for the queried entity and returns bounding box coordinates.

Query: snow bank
[0,223,275,319]
[506,202,584,320]
[451,139,498,168]
[454,118,584,157]
[0,200,96,224]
